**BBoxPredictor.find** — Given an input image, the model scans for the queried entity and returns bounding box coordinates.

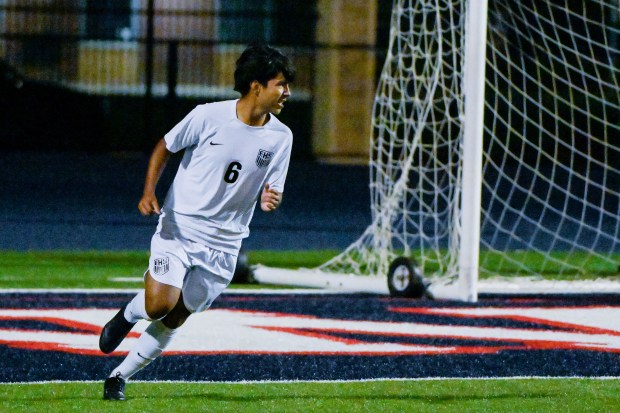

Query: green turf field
[1,250,619,412]
[0,250,340,289]
[2,378,620,413]
[0,250,617,289]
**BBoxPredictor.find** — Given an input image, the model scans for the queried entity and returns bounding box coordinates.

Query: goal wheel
[387,257,426,298]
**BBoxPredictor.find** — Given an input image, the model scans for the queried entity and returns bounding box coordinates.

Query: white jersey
[158,99,292,254]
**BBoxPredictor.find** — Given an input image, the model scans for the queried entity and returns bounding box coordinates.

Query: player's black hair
[234,44,296,96]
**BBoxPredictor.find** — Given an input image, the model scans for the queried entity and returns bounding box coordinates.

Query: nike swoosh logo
[210,142,223,146]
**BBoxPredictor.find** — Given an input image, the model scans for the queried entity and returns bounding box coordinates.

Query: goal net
[254,0,620,300]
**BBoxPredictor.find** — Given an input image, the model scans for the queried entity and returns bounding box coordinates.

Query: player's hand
[260,183,282,212]
[138,192,161,216]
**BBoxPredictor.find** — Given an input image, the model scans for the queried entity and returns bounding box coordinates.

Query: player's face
[259,72,291,115]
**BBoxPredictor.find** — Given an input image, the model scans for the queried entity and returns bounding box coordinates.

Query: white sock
[123,290,151,323]
[109,320,178,380]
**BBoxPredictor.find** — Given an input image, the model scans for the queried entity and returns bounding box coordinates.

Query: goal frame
[254,0,620,301]
[458,0,489,302]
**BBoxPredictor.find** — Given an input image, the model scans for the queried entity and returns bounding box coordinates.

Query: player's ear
[250,80,261,97]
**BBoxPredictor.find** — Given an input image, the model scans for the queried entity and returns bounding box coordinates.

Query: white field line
[0,288,347,295]
[3,376,620,385]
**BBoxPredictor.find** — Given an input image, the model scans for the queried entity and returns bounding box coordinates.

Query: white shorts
[148,231,238,313]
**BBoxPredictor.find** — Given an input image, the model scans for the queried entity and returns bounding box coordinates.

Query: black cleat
[103,373,126,401]
[99,304,136,354]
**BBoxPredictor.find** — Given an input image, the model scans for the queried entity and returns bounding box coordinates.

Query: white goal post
[254,0,620,301]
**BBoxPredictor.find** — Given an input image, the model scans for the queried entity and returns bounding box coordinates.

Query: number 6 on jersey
[224,161,242,183]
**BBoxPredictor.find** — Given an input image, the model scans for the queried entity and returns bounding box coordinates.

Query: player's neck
[236,98,270,127]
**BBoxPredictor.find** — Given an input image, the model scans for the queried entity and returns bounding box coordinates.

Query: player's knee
[161,296,191,328]
[145,300,174,320]
[144,272,181,320]
[162,311,189,329]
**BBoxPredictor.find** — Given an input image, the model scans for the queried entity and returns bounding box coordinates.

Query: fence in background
[0,1,316,99]
[0,1,389,159]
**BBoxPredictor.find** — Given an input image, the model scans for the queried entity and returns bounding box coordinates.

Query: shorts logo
[256,149,274,168]
[153,257,170,276]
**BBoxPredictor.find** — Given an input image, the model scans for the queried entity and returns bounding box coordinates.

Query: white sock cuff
[147,319,178,339]
[108,321,179,380]
[124,290,150,323]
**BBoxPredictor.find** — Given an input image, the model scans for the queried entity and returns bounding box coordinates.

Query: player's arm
[261,138,290,212]
[138,138,172,215]
[260,183,283,212]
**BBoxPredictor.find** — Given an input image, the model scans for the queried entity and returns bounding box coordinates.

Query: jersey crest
[256,149,274,168]
[153,257,170,276]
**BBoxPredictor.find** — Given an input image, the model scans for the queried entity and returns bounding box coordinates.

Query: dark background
[0,1,383,251]
[0,151,370,251]
[0,1,617,255]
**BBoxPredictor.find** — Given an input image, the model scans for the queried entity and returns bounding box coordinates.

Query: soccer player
[99,44,295,401]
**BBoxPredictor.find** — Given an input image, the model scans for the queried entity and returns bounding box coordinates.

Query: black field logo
[153,257,169,275]
[256,149,274,168]
[2,293,620,382]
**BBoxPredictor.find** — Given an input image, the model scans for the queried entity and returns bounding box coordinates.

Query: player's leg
[180,246,237,313]
[106,246,236,391]
[103,243,236,401]
[102,233,190,400]
[103,292,190,401]
[99,271,181,354]
[100,232,187,354]
[101,276,182,401]
[103,287,191,400]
